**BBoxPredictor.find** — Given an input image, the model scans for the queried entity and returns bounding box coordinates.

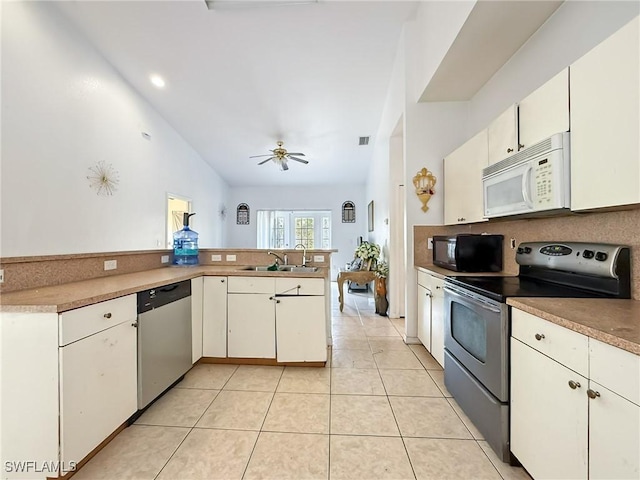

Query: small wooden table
[337,269,377,311]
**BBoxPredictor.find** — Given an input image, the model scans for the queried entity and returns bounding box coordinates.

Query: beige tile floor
[73,283,530,480]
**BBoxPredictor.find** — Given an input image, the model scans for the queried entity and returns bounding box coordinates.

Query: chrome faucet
[268,251,287,266]
[294,244,307,266]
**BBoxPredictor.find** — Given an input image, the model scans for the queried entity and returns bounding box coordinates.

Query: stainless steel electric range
[442,242,631,464]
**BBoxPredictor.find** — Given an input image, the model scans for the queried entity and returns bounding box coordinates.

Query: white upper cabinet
[518,68,569,150]
[570,17,640,211]
[444,128,489,225]
[488,104,518,165]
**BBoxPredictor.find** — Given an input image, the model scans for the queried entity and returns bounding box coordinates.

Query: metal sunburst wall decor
[87,161,119,196]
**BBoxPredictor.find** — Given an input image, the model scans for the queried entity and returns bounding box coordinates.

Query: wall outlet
[161,255,169,264]
[211,254,222,261]
[226,254,237,262]
[0,269,4,284]
[313,255,325,262]
[104,260,117,271]
[427,237,433,250]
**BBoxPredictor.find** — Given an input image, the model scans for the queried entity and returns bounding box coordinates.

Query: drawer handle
[587,389,601,400]
[534,333,545,341]
[568,380,581,390]
[104,312,112,319]
[507,147,514,153]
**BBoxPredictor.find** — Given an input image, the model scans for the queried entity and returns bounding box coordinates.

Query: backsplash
[414,208,640,300]
[0,249,333,293]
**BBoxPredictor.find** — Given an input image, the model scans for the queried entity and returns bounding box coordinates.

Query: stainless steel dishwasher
[137,280,192,409]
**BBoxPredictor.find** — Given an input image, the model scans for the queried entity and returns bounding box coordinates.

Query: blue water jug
[173,212,199,265]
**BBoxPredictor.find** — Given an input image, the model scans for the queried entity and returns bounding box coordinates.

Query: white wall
[1,2,228,257]
[226,185,366,277]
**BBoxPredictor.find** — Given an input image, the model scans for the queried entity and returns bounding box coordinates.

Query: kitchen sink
[240,265,318,273]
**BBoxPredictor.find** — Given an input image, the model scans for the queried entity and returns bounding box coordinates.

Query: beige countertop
[507,298,640,356]
[0,265,327,314]
[415,265,640,356]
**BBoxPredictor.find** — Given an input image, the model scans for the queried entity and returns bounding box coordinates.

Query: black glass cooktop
[445,275,612,303]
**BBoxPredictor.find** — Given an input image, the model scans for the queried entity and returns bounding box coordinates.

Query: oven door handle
[444,285,502,313]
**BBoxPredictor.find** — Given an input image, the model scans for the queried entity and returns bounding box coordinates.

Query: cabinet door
[227,293,275,358]
[276,295,327,362]
[518,68,569,149]
[203,276,228,357]
[417,284,432,350]
[488,104,518,165]
[589,381,640,479]
[430,278,445,368]
[571,18,640,211]
[510,338,588,479]
[191,277,204,362]
[60,321,137,465]
[444,129,489,225]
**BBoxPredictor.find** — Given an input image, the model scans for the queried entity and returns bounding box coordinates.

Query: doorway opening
[167,194,192,248]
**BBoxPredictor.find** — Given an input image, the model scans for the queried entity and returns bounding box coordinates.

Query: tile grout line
[239,366,284,480]
[152,364,241,479]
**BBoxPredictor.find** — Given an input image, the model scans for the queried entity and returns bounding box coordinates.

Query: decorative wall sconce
[412,167,436,212]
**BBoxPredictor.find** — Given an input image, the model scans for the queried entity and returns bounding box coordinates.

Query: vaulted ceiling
[55,1,419,187]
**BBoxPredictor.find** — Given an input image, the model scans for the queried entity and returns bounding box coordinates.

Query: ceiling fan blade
[250,154,275,158]
[281,161,289,171]
[288,156,309,164]
[285,152,305,156]
[257,157,276,165]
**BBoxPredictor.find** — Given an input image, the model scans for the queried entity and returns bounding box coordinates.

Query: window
[257,210,331,249]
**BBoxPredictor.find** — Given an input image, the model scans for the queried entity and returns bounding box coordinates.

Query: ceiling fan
[250,141,309,171]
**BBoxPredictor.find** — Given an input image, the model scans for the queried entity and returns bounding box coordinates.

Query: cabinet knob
[534,333,545,341]
[131,321,138,328]
[104,312,112,319]
[507,148,514,153]
[568,380,581,390]
[518,143,525,151]
[221,279,225,283]
[436,286,441,290]
[587,389,601,399]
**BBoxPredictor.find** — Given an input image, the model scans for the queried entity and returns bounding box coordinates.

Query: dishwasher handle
[137,280,192,313]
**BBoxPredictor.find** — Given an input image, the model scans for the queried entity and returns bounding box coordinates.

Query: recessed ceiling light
[150,75,166,88]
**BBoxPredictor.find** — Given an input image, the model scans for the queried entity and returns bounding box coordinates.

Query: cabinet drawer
[417,270,431,289]
[511,308,588,377]
[59,294,136,346]
[228,276,275,294]
[276,278,324,296]
[590,338,640,405]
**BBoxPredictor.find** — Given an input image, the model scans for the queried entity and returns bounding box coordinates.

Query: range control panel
[516,242,628,278]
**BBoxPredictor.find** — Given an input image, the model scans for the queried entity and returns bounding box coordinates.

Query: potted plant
[354,241,381,271]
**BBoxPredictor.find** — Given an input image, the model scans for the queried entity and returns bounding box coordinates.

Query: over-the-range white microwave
[483,132,570,219]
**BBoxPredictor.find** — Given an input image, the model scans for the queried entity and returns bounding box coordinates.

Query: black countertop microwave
[432,234,503,272]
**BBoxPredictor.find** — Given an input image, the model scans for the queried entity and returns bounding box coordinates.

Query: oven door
[444,284,509,402]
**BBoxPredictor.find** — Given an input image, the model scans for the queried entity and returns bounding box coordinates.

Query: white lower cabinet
[275,295,326,362]
[417,283,432,348]
[60,320,137,465]
[511,338,588,479]
[511,308,640,479]
[227,293,276,358]
[416,269,445,367]
[202,276,228,357]
[1,295,138,479]
[224,276,327,362]
[430,277,445,368]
